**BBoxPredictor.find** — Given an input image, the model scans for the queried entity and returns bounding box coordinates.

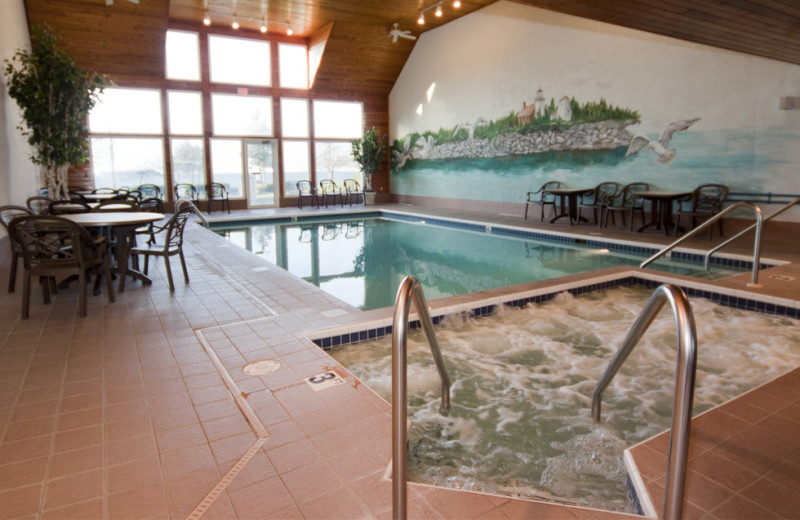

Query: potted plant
[351,127,386,203]
[4,25,108,200]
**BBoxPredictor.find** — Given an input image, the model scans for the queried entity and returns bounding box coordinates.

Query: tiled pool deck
[0,203,798,519]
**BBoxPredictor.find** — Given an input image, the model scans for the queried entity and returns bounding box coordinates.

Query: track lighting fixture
[201,11,294,36]
[416,1,458,26]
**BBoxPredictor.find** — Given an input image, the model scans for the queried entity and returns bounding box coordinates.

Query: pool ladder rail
[640,201,764,285]
[592,284,698,520]
[391,275,451,520]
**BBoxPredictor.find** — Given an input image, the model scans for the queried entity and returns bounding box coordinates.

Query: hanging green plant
[4,25,108,199]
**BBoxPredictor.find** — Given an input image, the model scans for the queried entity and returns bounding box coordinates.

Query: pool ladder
[592,284,698,520]
[392,275,451,520]
[640,201,764,285]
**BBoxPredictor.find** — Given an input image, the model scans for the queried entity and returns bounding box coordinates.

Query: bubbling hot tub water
[329,286,800,512]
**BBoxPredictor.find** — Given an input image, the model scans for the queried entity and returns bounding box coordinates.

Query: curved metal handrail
[704,196,800,270]
[592,284,697,520]
[640,202,763,286]
[392,275,451,520]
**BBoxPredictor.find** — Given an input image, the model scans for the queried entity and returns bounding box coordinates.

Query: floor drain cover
[243,359,281,375]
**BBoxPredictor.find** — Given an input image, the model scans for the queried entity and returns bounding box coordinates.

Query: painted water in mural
[391,126,798,204]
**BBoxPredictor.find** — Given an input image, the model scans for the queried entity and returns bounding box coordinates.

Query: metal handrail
[640,202,763,286]
[704,196,800,270]
[392,275,451,520]
[592,284,697,520]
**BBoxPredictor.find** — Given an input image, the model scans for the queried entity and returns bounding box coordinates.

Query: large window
[212,94,273,136]
[89,88,165,190]
[209,35,270,86]
[89,29,366,207]
[165,31,200,81]
[279,43,308,89]
[313,101,363,185]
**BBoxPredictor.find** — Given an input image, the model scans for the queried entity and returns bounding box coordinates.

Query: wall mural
[388,2,800,211]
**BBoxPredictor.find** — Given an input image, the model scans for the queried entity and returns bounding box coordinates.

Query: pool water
[328,286,800,511]
[215,216,745,310]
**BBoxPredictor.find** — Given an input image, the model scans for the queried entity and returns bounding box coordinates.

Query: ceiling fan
[389,23,417,43]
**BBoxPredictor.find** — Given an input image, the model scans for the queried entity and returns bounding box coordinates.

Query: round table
[63,212,165,292]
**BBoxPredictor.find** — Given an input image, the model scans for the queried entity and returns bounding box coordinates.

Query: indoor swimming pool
[212,213,752,310]
[328,284,800,512]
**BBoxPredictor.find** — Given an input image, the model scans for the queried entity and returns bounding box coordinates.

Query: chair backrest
[139,197,163,213]
[538,181,562,202]
[48,200,92,215]
[593,182,621,204]
[342,179,362,194]
[67,191,89,203]
[692,184,729,212]
[137,184,162,200]
[296,180,315,195]
[0,206,33,236]
[620,182,650,206]
[174,183,197,200]
[207,183,227,199]
[161,204,195,251]
[26,196,52,215]
[92,200,139,212]
[319,179,338,195]
[8,215,98,270]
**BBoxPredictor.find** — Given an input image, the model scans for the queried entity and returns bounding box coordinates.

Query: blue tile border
[312,275,798,350]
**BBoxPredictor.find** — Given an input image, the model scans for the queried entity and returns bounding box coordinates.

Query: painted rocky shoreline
[413,119,637,161]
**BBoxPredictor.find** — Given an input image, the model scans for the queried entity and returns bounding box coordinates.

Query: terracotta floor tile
[56,407,102,431]
[209,432,256,465]
[282,459,343,502]
[709,495,782,520]
[155,423,207,454]
[0,484,42,520]
[54,424,102,453]
[0,435,52,465]
[105,435,158,468]
[3,416,56,443]
[220,451,277,492]
[160,443,218,480]
[740,477,800,518]
[266,438,323,474]
[107,455,164,495]
[107,482,170,520]
[41,498,103,520]
[227,476,295,519]
[0,456,49,489]
[296,486,370,520]
[164,465,221,513]
[43,468,103,510]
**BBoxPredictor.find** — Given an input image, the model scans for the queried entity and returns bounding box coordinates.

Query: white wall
[389,1,800,218]
[1,0,38,213]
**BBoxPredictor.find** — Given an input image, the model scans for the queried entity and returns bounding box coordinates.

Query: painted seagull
[625,117,700,164]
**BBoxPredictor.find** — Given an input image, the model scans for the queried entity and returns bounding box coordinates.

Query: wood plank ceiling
[22,0,800,98]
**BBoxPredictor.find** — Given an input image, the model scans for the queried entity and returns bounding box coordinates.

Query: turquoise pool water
[212,215,746,310]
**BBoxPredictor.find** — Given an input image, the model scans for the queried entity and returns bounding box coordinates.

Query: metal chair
[174,183,198,204]
[343,179,365,206]
[48,200,92,215]
[26,196,52,215]
[524,181,562,221]
[603,182,650,230]
[296,180,319,209]
[206,183,230,214]
[319,179,343,207]
[0,205,33,292]
[137,184,163,201]
[130,202,196,291]
[8,215,114,318]
[675,184,729,239]
[578,182,621,226]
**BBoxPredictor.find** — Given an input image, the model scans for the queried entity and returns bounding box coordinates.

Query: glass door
[245,139,278,208]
